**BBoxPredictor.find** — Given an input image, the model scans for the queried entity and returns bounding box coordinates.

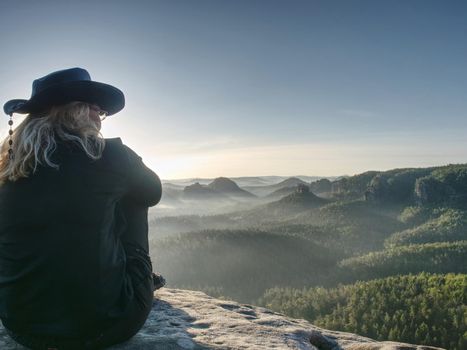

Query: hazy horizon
[1,1,466,178]
[160,160,465,182]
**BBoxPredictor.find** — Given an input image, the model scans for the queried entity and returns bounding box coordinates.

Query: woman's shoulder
[104,137,124,148]
[102,138,141,165]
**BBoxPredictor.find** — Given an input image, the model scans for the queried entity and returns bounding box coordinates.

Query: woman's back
[0,138,160,338]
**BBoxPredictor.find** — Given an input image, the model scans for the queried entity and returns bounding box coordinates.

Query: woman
[0,68,164,349]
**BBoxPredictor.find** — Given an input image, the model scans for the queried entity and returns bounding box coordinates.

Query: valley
[148,165,467,349]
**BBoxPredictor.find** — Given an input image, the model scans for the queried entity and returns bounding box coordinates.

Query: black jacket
[0,138,161,337]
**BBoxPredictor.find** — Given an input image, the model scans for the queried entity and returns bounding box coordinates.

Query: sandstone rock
[0,289,445,349]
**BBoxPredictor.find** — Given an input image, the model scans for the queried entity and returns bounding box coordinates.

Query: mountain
[270,185,327,209]
[163,178,214,186]
[162,175,333,188]
[231,185,329,224]
[181,178,255,202]
[328,164,467,206]
[310,178,332,194]
[183,182,229,200]
[414,164,467,207]
[230,176,271,187]
[265,186,296,199]
[275,177,308,187]
[244,177,309,197]
[207,177,256,198]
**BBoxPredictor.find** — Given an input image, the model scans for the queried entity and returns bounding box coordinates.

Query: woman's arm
[123,145,162,207]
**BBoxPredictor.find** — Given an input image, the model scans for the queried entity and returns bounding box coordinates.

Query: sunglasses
[89,105,108,121]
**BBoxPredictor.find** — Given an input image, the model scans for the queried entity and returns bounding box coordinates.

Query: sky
[1,0,467,179]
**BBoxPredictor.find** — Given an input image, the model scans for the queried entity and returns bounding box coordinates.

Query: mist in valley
[146,166,467,349]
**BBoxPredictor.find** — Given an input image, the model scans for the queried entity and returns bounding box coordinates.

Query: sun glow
[138,138,467,180]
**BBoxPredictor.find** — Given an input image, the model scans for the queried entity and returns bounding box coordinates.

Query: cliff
[0,289,444,349]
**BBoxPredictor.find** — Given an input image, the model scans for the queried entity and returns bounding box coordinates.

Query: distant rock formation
[330,171,378,198]
[244,177,309,197]
[266,183,312,200]
[274,186,326,209]
[182,178,255,201]
[296,183,310,194]
[183,182,228,200]
[0,289,443,349]
[275,177,308,188]
[208,177,255,198]
[414,176,463,207]
[310,178,332,194]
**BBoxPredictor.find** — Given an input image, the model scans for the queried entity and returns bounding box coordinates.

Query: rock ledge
[1,289,444,349]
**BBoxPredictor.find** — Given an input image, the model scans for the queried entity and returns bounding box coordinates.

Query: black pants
[7,200,155,350]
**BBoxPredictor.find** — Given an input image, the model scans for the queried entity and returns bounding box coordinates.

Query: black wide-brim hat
[3,67,125,116]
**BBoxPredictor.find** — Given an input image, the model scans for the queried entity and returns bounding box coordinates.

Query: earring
[8,114,13,160]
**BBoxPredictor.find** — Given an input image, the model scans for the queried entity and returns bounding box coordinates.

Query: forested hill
[151,163,467,349]
[260,273,466,350]
[330,164,467,207]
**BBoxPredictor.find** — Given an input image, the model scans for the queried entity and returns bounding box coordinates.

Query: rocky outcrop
[310,178,332,194]
[1,289,444,349]
[183,178,255,201]
[244,177,309,197]
[414,176,457,206]
[272,187,327,211]
[183,182,228,200]
[208,177,255,198]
